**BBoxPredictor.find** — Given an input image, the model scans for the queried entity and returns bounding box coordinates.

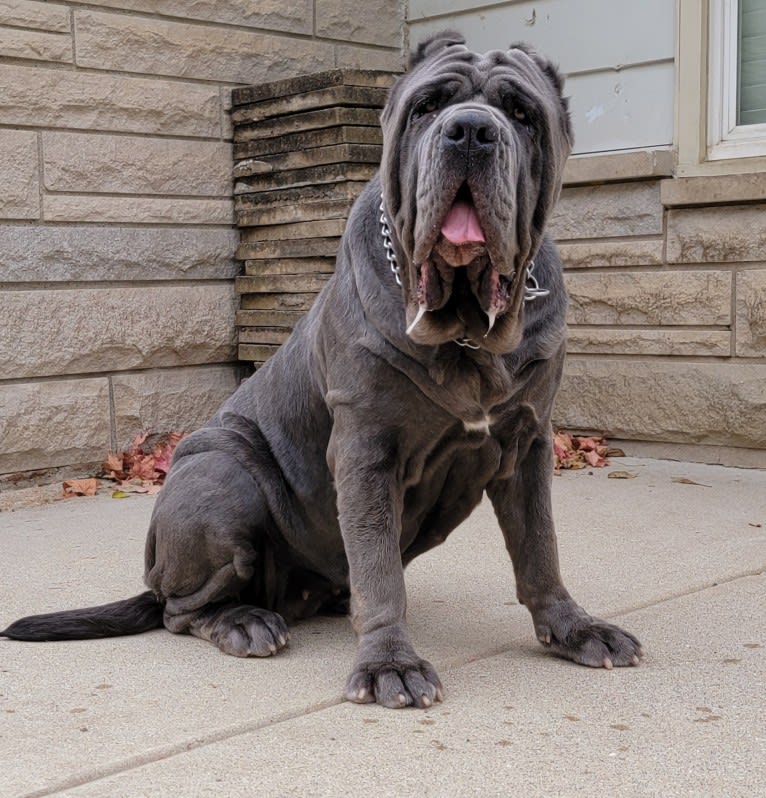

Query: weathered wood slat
[234,107,381,142]
[233,68,397,366]
[232,69,395,107]
[234,125,381,159]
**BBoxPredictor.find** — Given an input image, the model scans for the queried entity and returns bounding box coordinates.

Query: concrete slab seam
[11,566,764,798]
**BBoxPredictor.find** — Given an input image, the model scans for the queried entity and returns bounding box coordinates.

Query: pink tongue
[441,200,485,245]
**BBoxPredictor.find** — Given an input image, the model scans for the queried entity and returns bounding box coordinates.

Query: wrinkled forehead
[403,43,551,99]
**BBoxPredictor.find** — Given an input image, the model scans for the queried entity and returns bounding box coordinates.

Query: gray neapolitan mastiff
[3,33,641,708]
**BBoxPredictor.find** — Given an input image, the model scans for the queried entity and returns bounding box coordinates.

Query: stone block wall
[552,154,766,467]
[0,0,404,483]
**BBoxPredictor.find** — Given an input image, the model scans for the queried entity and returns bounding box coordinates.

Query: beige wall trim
[563,149,674,186]
[676,0,708,172]
[608,439,766,470]
[662,171,766,206]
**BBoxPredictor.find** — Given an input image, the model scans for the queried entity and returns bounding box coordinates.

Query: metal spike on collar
[523,260,550,302]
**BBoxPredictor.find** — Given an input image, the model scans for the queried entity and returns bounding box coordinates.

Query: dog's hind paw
[191,605,290,658]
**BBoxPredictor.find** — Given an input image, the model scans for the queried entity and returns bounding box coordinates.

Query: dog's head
[380,32,572,353]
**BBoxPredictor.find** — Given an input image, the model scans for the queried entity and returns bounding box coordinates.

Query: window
[708,0,766,160]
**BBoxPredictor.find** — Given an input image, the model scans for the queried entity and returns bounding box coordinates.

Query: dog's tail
[0,591,163,641]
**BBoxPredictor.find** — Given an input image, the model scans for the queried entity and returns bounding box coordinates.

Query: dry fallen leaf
[671,476,712,488]
[67,431,187,499]
[554,430,614,472]
[63,478,100,498]
[102,431,186,489]
[608,471,639,480]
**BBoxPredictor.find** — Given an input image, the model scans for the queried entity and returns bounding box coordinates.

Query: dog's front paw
[534,600,642,669]
[345,653,444,709]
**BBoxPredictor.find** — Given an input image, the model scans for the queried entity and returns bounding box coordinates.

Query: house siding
[407,0,676,155]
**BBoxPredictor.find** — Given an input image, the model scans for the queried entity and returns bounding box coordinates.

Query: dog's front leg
[330,426,443,709]
[488,430,642,668]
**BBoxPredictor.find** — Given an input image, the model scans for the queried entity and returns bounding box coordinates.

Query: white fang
[406,304,428,336]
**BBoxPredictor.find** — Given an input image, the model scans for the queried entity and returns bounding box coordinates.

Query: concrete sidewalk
[1,457,764,798]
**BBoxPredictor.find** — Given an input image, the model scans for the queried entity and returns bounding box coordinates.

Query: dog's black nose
[442,110,499,154]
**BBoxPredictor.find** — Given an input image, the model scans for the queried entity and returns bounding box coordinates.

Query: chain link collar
[379,196,549,348]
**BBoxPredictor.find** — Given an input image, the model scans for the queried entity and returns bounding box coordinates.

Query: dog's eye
[509,105,535,136]
[412,97,441,120]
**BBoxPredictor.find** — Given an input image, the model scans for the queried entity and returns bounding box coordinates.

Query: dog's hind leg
[144,445,290,658]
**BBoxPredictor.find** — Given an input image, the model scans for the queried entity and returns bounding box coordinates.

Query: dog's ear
[509,42,565,93]
[408,30,466,70]
[509,41,573,146]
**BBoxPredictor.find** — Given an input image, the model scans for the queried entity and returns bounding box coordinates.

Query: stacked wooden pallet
[231,69,398,366]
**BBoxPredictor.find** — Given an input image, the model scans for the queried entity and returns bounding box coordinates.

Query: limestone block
[0,0,70,32]
[80,0,312,34]
[566,328,731,357]
[667,205,766,263]
[0,378,111,474]
[563,149,674,185]
[549,181,662,240]
[0,63,220,136]
[661,173,766,206]
[111,365,240,447]
[44,195,233,224]
[736,270,766,356]
[43,133,231,196]
[0,285,238,379]
[0,26,72,62]
[554,359,766,448]
[0,129,39,220]
[74,10,335,83]
[316,0,402,45]
[334,44,405,73]
[0,224,238,281]
[564,271,731,326]
[558,239,664,269]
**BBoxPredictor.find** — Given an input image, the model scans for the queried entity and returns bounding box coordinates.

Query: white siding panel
[568,63,675,154]
[408,0,675,155]
[408,0,675,75]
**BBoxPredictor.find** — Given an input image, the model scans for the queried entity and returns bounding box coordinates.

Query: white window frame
[708,0,766,160]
